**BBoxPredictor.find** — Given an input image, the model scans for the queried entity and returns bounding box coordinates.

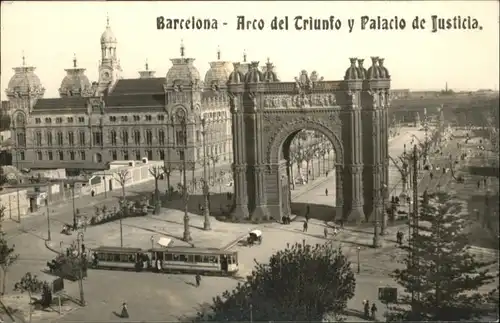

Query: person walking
[303,221,308,233]
[121,302,129,318]
[195,273,201,287]
[371,303,378,320]
[363,300,370,319]
[325,188,329,196]
[324,227,328,239]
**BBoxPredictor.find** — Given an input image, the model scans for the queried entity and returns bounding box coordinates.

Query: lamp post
[210,155,219,181]
[357,247,361,273]
[177,111,192,242]
[380,183,388,236]
[150,235,155,249]
[76,231,86,306]
[201,118,211,231]
[45,196,51,241]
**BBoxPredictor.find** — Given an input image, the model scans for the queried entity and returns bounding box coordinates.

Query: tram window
[165,253,173,261]
[208,256,218,263]
[172,254,180,261]
[113,254,121,262]
[128,254,136,262]
[179,255,187,262]
[194,255,203,263]
[188,255,195,263]
[157,252,164,261]
[97,253,106,261]
[231,255,237,264]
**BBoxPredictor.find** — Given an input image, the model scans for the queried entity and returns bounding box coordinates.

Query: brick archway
[227,61,391,223]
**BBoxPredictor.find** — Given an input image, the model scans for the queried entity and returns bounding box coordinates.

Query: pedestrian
[325,188,329,196]
[430,172,434,180]
[303,221,308,232]
[484,178,487,186]
[477,181,480,189]
[195,273,201,287]
[363,300,370,318]
[326,170,329,177]
[121,302,129,318]
[324,227,328,239]
[81,243,86,255]
[371,303,378,320]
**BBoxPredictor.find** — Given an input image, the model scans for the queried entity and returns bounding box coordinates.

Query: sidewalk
[45,172,333,255]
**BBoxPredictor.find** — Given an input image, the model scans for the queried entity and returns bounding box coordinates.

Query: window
[146,130,153,145]
[57,132,63,146]
[159,150,165,160]
[110,130,117,145]
[92,132,102,145]
[179,150,184,161]
[48,151,53,160]
[35,118,42,124]
[133,115,140,122]
[122,131,129,145]
[79,132,85,145]
[35,132,42,146]
[78,117,85,123]
[45,118,52,124]
[56,117,63,124]
[111,151,117,160]
[37,151,42,160]
[67,117,74,123]
[70,151,75,160]
[121,116,128,122]
[134,130,141,145]
[19,151,25,160]
[109,116,117,122]
[59,151,64,160]
[68,132,74,146]
[176,130,186,146]
[16,133,26,146]
[135,150,141,160]
[80,151,86,160]
[145,115,152,121]
[46,132,52,146]
[158,130,165,145]
[196,130,200,142]
[157,115,165,121]
[146,149,153,160]
[123,150,129,160]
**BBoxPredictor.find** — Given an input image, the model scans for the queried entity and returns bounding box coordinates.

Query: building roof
[32,97,88,111]
[110,78,166,95]
[105,94,165,107]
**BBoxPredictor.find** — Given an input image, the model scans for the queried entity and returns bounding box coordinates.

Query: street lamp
[200,117,211,231]
[176,110,192,242]
[45,196,51,241]
[76,231,86,306]
[210,155,219,181]
[357,247,361,273]
[380,183,388,236]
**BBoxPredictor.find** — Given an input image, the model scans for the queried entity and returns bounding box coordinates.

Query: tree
[390,191,497,321]
[0,166,7,188]
[0,204,19,295]
[196,242,356,321]
[114,169,131,204]
[161,164,172,198]
[14,272,44,323]
[148,166,163,214]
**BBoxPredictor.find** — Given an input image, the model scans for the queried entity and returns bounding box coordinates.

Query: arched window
[57,132,64,146]
[134,130,141,145]
[15,113,25,127]
[110,130,117,145]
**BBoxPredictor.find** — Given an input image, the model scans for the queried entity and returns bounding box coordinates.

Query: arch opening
[279,127,341,222]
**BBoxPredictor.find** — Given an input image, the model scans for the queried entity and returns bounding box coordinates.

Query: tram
[90,246,239,275]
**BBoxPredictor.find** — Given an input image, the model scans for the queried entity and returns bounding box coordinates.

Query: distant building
[5,18,233,173]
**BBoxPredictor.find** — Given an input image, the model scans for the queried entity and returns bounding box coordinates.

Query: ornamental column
[335,164,344,220]
[229,93,249,220]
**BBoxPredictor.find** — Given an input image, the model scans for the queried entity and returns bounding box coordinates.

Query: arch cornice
[267,116,344,165]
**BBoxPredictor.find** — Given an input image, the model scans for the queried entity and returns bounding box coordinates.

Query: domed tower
[165,40,201,89]
[366,56,381,80]
[204,47,232,91]
[138,59,156,79]
[59,55,93,97]
[5,54,45,111]
[262,58,279,82]
[357,58,367,80]
[97,16,122,95]
[244,61,263,84]
[344,57,360,81]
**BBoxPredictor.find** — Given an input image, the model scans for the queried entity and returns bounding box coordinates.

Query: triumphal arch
[227,57,391,223]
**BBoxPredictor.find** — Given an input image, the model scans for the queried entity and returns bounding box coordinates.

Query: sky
[1,1,499,100]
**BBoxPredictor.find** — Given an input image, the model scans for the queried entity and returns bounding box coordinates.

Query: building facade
[5,19,233,173]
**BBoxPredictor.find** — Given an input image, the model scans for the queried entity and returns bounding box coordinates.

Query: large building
[4,19,234,174]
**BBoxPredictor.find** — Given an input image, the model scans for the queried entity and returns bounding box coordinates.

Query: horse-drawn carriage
[247,230,262,246]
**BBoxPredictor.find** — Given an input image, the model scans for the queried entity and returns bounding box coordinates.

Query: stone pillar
[345,106,365,223]
[229,96,249,220]
[335,164,344,220]
[250,102,269,220]
[252,165,269,220]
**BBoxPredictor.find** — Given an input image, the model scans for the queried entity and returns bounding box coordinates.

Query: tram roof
[93,246,143,253]
[148,246,236,255]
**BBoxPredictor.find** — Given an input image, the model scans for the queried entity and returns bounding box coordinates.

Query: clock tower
[97,16,122,95]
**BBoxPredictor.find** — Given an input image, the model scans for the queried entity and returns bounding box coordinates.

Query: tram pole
[77,232,86,306]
